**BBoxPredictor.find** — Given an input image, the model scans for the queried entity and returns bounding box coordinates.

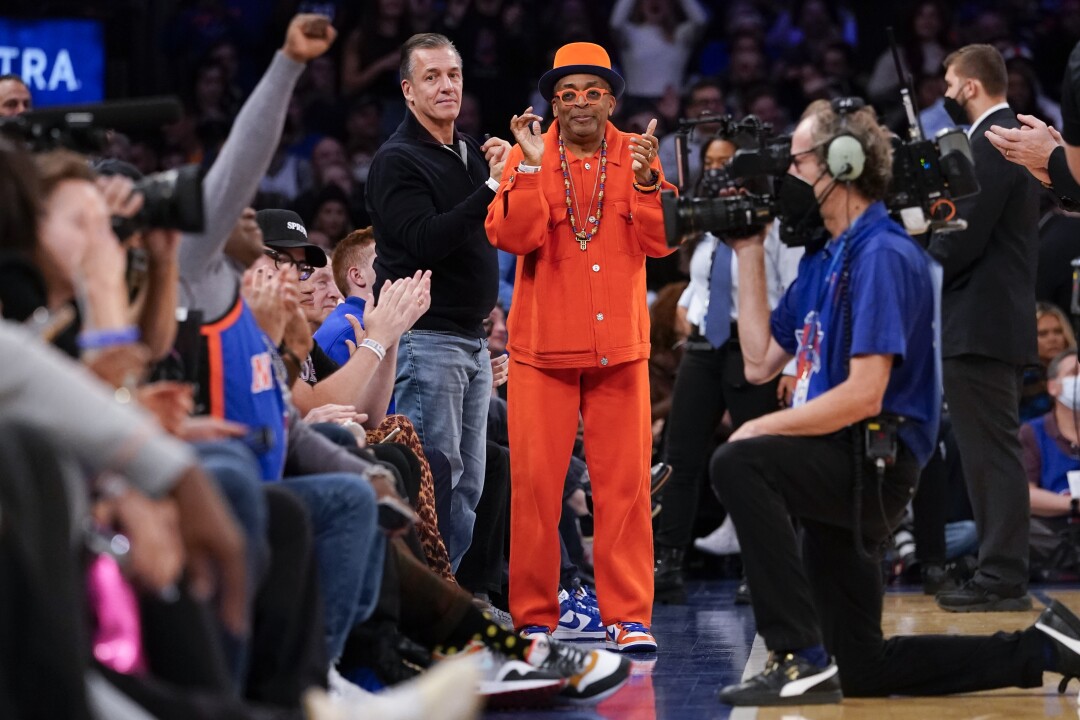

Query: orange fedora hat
[538,42,626,102]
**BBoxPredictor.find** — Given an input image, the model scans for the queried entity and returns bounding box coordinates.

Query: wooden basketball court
[745,590,1080,720]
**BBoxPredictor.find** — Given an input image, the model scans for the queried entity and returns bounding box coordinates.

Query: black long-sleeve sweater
[365,110,498,338]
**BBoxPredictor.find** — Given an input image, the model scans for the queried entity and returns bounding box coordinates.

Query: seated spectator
[1022,348,1080,518]
[1022,302,1077,421]
[315,227,377,367]
[1021,348,1080,576]
[649,280,689,449]
[311,183,354,245]
[300,261,343,335]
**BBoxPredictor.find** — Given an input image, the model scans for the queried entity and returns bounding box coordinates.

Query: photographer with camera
[928,44,1040,613]
[653,132,802,603]
[709,98,1080,706]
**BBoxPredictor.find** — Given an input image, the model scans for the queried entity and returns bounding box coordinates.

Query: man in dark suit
[929,44,1039,612]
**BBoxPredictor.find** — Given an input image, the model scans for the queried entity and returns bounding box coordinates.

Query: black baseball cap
[255,208,327,268]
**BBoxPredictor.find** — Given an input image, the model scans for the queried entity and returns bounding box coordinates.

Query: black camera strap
[835,232,905,560]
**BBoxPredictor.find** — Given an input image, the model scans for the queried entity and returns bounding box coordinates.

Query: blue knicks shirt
[771,202,941,466]
[201,297,289,480]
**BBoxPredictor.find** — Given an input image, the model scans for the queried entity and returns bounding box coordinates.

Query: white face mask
[1058,375,1080,411]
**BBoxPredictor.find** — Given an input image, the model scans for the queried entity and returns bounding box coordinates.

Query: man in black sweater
[365,32,510,570]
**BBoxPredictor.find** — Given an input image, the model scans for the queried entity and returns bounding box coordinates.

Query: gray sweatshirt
[178,51,305,322]
[0,321,196,499]
[172,49,374,479]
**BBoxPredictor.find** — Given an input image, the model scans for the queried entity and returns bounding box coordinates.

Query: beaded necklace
[559,135,607,251]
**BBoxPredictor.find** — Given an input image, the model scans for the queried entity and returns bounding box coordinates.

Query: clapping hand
[985,113,1062,185]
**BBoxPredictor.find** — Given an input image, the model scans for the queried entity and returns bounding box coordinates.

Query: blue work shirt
[771,201,941,466]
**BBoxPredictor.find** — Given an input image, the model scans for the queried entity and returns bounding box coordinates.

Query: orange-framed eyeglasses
[553,87,612,106]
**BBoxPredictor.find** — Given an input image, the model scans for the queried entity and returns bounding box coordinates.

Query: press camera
[0,96,204,235]
[662,33,980,247]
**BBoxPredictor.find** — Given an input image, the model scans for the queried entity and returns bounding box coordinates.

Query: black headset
[823,97,866,181]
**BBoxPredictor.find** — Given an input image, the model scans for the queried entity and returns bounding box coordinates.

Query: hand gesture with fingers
[482,136,512,182]
[630,118,660,184]
[510,106,545,166]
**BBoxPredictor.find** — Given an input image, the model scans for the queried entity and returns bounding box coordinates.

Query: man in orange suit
[485,42,675,652]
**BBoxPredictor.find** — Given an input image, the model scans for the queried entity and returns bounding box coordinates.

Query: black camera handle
[673,116,721,194]
[887,26,926,143]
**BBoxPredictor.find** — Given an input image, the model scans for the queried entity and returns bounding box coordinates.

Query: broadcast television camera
[662,32,980,248]
[0,96,204,236]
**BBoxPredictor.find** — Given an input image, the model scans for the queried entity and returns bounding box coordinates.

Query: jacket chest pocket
[611,201,642,257]
[541,207,579,263]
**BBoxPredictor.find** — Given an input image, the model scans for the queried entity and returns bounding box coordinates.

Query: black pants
[456,441,510,595]
[657,340,778,549]
[943,355,1030,591]
[711,432,1045,696]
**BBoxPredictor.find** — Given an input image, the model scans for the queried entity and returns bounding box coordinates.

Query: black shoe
[650,462,673,496]
[718,652,842,706]
[653,545,686,604]
[935,579,1032,613]
[1036,599,1080,693]
[920,563,960,596]
[734,579,752,605]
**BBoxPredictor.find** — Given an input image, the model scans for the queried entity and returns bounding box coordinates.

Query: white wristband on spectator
[485,177,500,192]
[359,338,386,362]
[517,163,541,173]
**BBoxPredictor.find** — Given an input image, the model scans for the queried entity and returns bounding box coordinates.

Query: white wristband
[485,177,500,192]
[517,162,541,173]
[359,338,386,362]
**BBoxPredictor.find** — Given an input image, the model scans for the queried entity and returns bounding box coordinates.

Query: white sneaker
[326,666,373,703]
[308,657,481,720]
[524,634,632,703]
[478,657,565,708]
[694,515,741,556]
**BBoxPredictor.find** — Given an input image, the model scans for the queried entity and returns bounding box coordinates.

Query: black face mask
[943,92,968,126]
[776,173,827,250]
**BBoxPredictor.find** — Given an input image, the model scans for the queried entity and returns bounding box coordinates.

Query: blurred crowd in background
[7,0,1080,257]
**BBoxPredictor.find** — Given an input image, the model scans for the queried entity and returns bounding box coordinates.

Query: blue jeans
[946,520,979,560]
[395,330,491,570]
[283,474,385,662]
[194,440,268,690]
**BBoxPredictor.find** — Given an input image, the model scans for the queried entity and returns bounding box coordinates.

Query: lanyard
[813,237,847,316]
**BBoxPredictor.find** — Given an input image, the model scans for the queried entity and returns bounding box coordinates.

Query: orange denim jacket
[485,120,677,369]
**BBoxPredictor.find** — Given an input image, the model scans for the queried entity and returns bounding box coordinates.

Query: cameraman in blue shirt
[713,98,1080,707]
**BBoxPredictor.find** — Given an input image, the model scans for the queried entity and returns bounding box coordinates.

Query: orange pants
[507,357,653,630]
